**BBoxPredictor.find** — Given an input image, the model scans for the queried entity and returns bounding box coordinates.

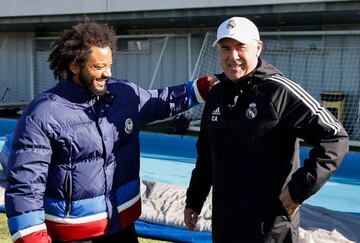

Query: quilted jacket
[5,77,207,242]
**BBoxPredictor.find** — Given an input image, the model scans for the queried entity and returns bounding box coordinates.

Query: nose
[230,49,240,60]
[103,67,111,77]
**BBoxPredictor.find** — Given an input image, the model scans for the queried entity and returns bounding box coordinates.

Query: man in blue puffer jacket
[5,20,212,243]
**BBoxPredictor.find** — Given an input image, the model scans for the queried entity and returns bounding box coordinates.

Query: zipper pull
[229,95,239,110]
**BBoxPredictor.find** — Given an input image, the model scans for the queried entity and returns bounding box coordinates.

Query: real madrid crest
[227,19,236,29]
[124,118,134,134]
[246,103,257,120]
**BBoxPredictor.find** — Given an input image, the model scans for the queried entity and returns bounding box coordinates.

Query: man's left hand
[279,185,300,216]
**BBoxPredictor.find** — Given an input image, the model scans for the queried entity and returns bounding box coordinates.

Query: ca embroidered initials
[211,107,220,122]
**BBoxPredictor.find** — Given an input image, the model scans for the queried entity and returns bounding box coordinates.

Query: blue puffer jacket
[5,78,205,242]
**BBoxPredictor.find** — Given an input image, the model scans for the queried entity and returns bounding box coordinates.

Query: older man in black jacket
[184,16,349,243]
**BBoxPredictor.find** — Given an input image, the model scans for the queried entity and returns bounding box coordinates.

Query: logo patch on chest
[125,118,134,134]
[211,107,221,122]
[246,103,257,120]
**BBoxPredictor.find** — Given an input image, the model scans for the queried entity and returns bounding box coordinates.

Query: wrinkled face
[219,38,262,83]
[71,46,113,96]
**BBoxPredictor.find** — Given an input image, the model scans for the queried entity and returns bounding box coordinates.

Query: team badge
[124,118,134,134]
[246,103,257,120]
[227,19,236,29]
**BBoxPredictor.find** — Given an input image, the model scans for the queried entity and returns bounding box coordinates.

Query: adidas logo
[212,107,221,115]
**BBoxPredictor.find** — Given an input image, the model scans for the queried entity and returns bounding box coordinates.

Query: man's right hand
[184,208,198,231]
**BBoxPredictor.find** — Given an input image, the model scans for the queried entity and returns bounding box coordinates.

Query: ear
[69,62,80,74]
[256,40,263,57]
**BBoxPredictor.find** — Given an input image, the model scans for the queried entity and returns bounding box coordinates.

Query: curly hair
[48,20,117,81]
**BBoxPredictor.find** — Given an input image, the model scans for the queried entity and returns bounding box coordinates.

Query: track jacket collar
[57,79,115,104]
[215,58,283,87]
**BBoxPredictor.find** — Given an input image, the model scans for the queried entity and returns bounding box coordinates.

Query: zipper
[64,170,73,216]
[65,140,73,216]
[96,119,107,183]
[93,99,108,199]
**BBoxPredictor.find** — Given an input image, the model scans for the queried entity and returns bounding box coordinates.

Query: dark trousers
[52,224,139,243]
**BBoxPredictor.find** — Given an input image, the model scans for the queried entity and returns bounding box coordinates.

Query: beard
[79,69,107,97]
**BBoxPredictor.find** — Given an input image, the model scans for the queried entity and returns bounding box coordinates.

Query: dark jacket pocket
[64,170,73,216]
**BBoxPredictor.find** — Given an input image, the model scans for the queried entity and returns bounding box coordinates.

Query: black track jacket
[185,59,349,242]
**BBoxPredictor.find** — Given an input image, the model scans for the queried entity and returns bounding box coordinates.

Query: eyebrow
[220,43,246,49]
[91,63,113,66]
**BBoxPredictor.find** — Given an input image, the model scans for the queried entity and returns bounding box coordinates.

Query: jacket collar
[215,58,283,87]
[56,79,115,104]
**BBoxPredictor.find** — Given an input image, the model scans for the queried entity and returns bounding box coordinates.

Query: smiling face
[219,38,262,83]
[71,46,113,96]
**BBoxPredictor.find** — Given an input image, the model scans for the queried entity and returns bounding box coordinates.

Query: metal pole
[191,32,209,80]
[187,33,192,80]
[28,38,35,100]
[148,36,168,89]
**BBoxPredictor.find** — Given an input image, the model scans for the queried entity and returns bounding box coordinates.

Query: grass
[0,213,171,243]
[0,213,11,243]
